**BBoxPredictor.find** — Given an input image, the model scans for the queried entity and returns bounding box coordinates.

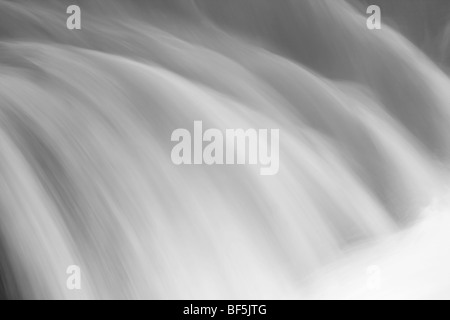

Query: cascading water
[1,0,450,299]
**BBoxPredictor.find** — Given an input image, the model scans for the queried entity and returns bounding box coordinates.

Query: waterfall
[1,0,450,299]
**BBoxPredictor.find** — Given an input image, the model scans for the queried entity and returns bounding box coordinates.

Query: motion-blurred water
[1,0,450,299]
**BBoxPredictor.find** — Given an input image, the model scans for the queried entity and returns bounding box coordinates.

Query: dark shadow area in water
[0,235,22,300]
